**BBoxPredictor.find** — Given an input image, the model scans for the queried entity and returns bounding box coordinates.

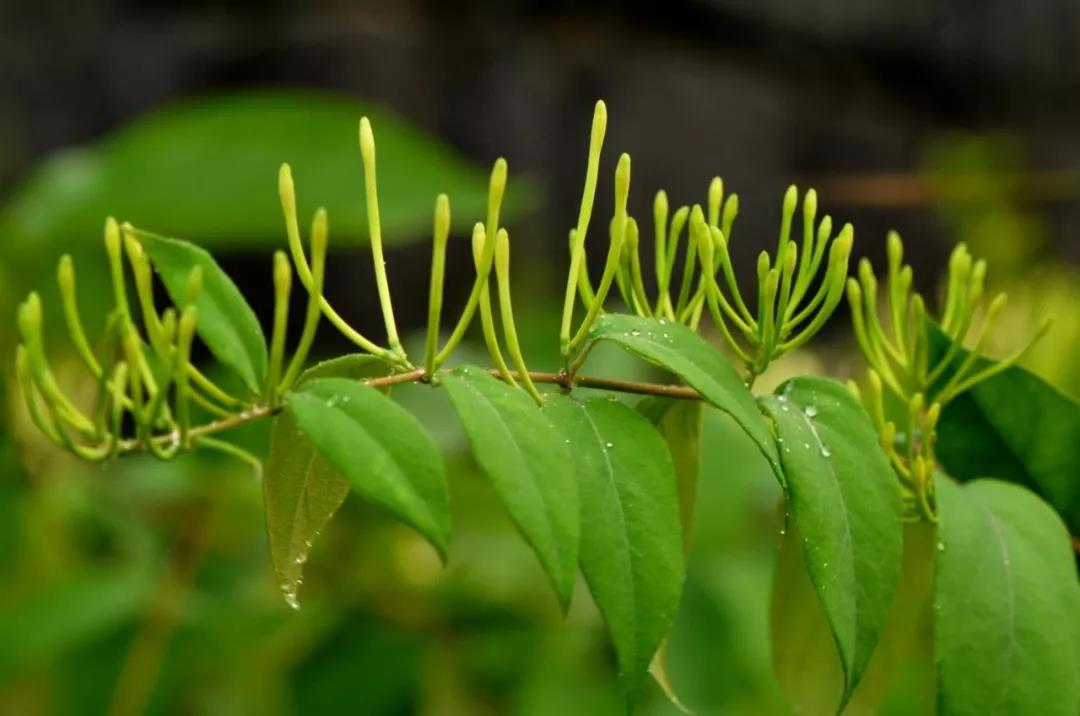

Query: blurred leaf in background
[0,89,535,343]
[1,89,517,253]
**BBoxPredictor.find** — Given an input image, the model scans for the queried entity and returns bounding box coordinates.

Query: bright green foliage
[544,395,683,704]
[847,239,1049,521]
[12,96,1079,715]
[285,378,451,560]
[264,409,349,611]
[585,313,780,481]
[760,377,902,711]
[934,353,1080,535]
[137,230,268,394]
[441,368,578,609]
[264,355,390,609]
[934,476,1080,716]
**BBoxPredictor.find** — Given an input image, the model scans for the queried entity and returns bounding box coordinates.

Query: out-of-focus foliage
[0,90,533,338]
[1,90,505,254]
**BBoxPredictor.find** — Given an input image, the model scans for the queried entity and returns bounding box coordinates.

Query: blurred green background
[1,2,1077,714]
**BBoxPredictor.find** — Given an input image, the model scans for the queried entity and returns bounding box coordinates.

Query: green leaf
[769,526,846,715]
[543,394,683,703]
[137,230,267,395]
[285,377,450,559]
[637,397,702,554]
[934,476,1080,716]
[585,314,780,481]
[843,520,938,715]
[932,345,1080,535]
[440,367,578,609]
[0,90,518,255]
[295,353,396,384]
[635,396,702,713]
[263,356,389,609]
[759,377,902,710]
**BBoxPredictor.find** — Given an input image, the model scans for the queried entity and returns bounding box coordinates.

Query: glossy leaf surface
[441,368,577,609]
[586,314,779,480]
[138,230,267,395]
[544,394,683,703]
[760,377,902,710]
[934,476,1080,716]
[286,377,450,559]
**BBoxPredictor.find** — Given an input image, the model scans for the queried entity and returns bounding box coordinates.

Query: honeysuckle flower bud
[57,253,101,378]
[707,177,723,228]
[721,194,739,241]
[778,185,798,256]
[185,266,203,307]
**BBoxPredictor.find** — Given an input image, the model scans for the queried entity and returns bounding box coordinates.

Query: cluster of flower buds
[846,235,1051,519]
[558,102,855,381]
[15,114,466,465]
[15,219,218,463]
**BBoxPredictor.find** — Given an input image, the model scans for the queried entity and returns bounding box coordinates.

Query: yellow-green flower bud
[707,176,723,227]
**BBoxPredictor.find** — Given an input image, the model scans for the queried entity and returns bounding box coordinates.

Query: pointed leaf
[263,355,389,609]
[930,325,1080,534]
[285,377,450,558]
[934,476,1080,716]
[586,314,780,481]
[440,367,577,608]
[759,377,902,709]
[544,394,683,703]
[137,230,267,394]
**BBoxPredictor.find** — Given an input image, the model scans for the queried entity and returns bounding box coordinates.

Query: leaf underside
[263,355,390,608]
[285,377,450,560]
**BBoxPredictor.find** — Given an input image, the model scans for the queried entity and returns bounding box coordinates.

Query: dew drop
[820,446,831,458]
[280,582,301,611]
[804,405,818,418]
[630,329,642,336]
[937,540,946,552]
[605,442,614,449]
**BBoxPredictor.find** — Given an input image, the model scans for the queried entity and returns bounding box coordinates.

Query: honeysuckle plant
[14,100,1080,714]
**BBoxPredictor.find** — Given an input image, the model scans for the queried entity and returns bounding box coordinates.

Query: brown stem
[115,366,701,456]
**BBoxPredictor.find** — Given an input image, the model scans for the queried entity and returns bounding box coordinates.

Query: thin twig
[114,366,702,456]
